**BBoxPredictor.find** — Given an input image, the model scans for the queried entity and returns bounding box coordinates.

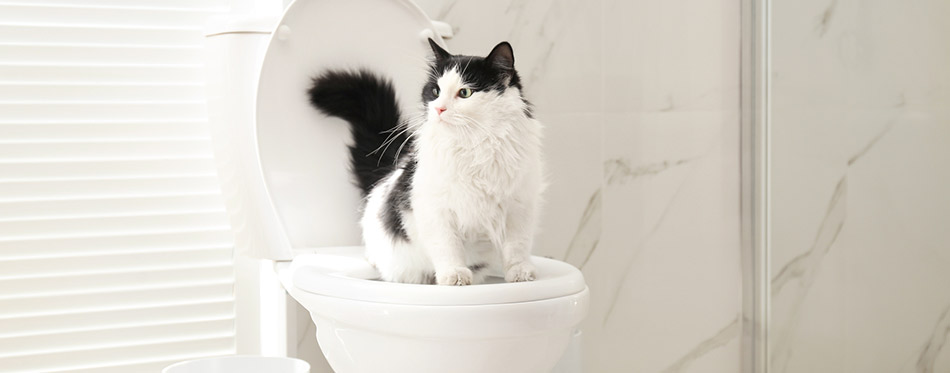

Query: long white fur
[361,68,544,285]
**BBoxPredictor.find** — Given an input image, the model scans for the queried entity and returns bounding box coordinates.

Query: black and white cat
[308,39,543,286]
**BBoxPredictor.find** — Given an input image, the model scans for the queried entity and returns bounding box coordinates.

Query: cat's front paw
[435,267,473,286]
[505,262,536,282]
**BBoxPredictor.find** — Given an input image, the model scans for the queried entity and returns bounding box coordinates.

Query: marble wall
[412,0,743,372]
[768,0,950,372]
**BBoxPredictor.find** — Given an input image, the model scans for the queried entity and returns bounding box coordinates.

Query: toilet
[204,0,589,372]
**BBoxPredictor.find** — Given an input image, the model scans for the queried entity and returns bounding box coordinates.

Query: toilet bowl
[279,247,588,373]
[204,0,590,372]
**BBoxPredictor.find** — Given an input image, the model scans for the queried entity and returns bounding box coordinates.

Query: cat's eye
[458,88,474,98]
[431,86,440,97]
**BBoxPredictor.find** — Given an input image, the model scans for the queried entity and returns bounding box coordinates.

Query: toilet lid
[289,247,588,306]
[255,0,442,253]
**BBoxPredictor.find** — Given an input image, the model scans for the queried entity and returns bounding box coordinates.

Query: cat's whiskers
[369,123,410,155]
[370,110,427,165]
[379,122,407,134]
[370,125,413,166]
[372,122,408,150]
[373,120,410,144]
[389,114,426,165]
[393,131,416,165]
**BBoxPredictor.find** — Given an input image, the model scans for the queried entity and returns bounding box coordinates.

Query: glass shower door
[762,0,950,372]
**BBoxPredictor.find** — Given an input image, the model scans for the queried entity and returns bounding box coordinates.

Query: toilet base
[313,317,575,373]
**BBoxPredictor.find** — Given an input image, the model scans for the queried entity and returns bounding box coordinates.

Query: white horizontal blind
[0,1,236,372]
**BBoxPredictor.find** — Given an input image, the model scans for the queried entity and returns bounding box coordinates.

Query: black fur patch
[308,70,409,195]
[380,157,416,242]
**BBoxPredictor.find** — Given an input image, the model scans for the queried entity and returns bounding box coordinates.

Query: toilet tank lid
[204,15,280,37]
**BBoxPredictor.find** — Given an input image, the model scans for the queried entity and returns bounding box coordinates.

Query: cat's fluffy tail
[308,70,406,195]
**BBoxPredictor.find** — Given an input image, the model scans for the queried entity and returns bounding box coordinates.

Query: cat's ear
[486,41,515,70]
[427,38,451,60]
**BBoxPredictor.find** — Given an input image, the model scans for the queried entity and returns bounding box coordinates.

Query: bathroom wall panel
[537,112,604,262]
[768,0,950,371]
[594,111,741,373]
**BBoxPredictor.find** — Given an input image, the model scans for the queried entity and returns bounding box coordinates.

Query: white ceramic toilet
[204,0,589,372]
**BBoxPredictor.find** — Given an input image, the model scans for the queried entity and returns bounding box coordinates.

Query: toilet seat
[255,0,443,253]
[288,247,587,306]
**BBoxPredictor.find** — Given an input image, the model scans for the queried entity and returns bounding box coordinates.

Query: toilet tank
[204,15,295,260]
[205,1,443,260]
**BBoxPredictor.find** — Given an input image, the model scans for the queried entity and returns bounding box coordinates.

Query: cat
[308,39,543,286]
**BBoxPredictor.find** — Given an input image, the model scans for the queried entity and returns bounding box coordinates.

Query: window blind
[0,1,236,372]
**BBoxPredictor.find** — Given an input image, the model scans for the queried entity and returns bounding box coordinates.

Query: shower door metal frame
[740,0,769,372]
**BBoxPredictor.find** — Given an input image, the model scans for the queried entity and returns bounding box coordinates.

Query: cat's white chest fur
[414,116,541,234]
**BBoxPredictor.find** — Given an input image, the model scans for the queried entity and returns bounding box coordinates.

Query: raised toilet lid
[256,0,441,252]
[289,247,588,306]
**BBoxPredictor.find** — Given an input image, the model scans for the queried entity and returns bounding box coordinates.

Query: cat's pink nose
[435,106,446,115]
